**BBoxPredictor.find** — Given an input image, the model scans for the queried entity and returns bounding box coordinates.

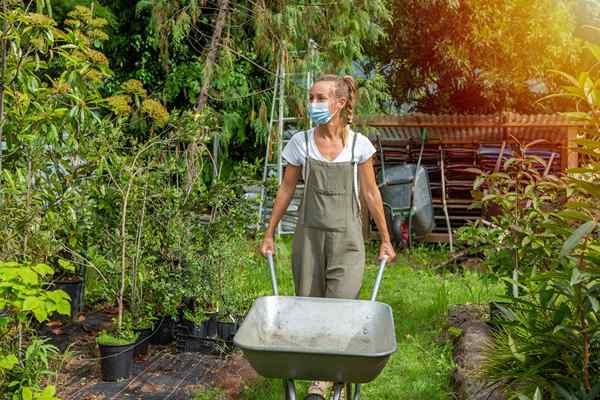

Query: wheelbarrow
[233,253,397,400]
[376,129,434,248]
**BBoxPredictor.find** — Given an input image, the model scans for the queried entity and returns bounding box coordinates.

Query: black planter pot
[53,279,84,320]
[98,341,136,381]
[150,317,175,345]
[216,320,239,343]
[177,319,207,337]
[175,335,219,354]
[175,316,229,354]
[134,328,153,357]
[204,314,218,338]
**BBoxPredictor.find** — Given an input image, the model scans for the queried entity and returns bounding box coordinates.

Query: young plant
[463,141,568,297]
[0,261,70,399]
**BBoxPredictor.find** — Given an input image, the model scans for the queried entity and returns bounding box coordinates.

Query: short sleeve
[356,133,376,164]
[282,131,305,166]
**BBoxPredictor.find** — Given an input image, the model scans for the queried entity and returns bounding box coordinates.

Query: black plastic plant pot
[53,279,84,320]
[204,315,218,338]
[177,319,207,337]
[98,341,135,382]
[150,316,175,345]
[134,328,153,357]
[216,320,239,343]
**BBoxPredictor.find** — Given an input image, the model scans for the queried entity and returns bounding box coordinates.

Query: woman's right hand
[260,236,275,257]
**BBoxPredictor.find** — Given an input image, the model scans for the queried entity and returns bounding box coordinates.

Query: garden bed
[39,309,258,400]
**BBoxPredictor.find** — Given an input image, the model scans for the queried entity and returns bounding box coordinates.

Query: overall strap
[350,128,361,212]
[302,129,310,214]
[303,129,310,180]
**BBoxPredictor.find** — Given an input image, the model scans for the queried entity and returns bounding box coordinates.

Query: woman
[259,74,396,400]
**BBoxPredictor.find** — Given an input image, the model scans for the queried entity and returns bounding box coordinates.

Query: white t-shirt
[282,128,376,180]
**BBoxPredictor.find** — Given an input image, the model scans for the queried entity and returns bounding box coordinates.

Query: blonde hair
[314,74,357,145]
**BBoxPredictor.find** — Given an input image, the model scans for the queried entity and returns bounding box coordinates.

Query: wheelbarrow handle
[370,256,389,302]
[266,251,279,296]
[266,252,388,301]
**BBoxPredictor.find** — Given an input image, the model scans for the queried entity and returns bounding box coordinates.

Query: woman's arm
[358,158,397,260]
[260,164,302,255]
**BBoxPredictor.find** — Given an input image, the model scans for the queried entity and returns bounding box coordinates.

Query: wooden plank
[567,126,579,169]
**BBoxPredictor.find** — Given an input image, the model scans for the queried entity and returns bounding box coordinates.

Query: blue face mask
[308,102,338,126]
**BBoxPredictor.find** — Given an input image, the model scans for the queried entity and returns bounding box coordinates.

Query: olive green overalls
[291,129,366,299]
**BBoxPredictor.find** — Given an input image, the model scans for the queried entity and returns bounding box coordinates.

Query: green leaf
[0,354,18,370]
[58,259,76,273]
[31,264,54,277]
[22,387,33,400]
[570,268,590,286]
[508,333,525,363]
[22,296,47,322]
[37,385,57,400]
[533,387,542,400]
[561,220,597,260]
[557,210,590,222]
[553,303,570,326]
[576,181,600,199]
[18,268,39,285]
[588,295,599,312]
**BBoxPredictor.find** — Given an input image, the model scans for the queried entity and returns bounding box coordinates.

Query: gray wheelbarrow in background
[233,253,397,400]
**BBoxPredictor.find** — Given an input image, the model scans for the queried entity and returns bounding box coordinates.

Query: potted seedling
[176,306,219,354]
[51,258,84,320]
[96,316,138,382]
[150,293,180,345]
[217,290,247,344]
[181,307,209,337]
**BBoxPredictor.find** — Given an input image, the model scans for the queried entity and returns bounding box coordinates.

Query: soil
[448,304,504,400]
[39,308,260,400]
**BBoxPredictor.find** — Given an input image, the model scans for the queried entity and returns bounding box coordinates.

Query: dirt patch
[212,353,261,399]
[448,304,504,400]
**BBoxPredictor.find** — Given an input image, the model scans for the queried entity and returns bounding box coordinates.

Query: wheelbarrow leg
[284,379,296,400]
[332,383,344,400]
[354,384,361,400]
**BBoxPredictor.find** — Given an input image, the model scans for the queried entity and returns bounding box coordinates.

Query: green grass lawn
[198,239,502,400]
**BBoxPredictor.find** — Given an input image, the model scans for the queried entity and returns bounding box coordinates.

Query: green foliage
[0,2,115,263]
[182,169,262,320]
[0,262,71,323]
[375,0,583,112]
[1,338,63,400]
[463,38,600,398]
[457,142,569,297]
[96,330,138,346]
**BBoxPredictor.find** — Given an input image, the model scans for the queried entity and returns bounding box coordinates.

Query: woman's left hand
[379,240,396,263]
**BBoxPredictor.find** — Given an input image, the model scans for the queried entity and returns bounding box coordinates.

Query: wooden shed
[355,112,582,241]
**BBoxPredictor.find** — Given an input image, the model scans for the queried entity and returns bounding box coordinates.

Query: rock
[449,304,505,400]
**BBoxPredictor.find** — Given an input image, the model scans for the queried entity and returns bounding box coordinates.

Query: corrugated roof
[355,112,583,144]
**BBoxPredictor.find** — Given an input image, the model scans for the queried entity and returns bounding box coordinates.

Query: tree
[374,0,583,113]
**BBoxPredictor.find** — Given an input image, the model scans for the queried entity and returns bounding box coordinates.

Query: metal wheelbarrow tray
[234,255,396,399]
[234,295,396,383]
